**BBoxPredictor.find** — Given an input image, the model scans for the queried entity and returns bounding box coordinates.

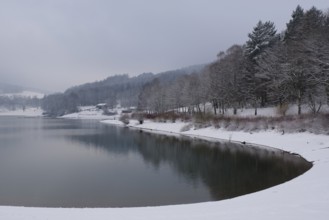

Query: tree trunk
[326,85,329,106]
[297,89,302,115]
[213,100,217,115]
[197,104,202,114]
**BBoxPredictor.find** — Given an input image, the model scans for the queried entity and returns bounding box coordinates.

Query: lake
[0,117,312,208]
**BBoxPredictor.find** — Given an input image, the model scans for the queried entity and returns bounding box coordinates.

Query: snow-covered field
[1,114,329,219]
[60,106,119,120]
[0,107,43,117]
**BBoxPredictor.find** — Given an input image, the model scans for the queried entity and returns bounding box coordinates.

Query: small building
[96,103,108,110]
[121,109,132,114]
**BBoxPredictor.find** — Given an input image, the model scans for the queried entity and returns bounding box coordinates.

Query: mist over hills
[0,82,48,96]
[0,83,25,94]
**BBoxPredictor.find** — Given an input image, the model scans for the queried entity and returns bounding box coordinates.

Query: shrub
[119,114,130,125]
[131,112,144,124]
[143,111,186,123]
[180,123,193,132]
[103,109,117,116]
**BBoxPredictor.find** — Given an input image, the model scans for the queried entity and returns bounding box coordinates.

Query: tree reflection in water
[68,123,312,201]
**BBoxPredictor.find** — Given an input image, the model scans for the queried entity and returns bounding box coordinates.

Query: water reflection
[67,123,312,201]
[0,117,312,207]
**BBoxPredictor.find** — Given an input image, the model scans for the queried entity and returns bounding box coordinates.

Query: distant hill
[155,64,206,84]
[64,73,155,107]
[0,83,45,98]
[42,64,206,116]
[64,64,206,107]
[0,83,45,97]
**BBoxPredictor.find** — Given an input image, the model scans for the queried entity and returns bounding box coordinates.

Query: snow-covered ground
[1,114,329,219]
[60,106,119,120]
[0,107,43,117]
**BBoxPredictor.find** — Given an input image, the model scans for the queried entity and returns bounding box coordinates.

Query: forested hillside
[138,6,329,116]
[42,65,205,116]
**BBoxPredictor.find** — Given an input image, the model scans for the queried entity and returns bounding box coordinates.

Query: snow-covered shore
[1,117,329,219]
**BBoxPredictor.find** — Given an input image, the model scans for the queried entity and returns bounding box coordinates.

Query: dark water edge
[0,117,312,208]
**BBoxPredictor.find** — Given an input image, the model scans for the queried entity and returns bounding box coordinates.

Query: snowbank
[1,118,328,219]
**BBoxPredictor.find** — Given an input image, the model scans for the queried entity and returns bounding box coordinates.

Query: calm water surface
[0,117,312,207]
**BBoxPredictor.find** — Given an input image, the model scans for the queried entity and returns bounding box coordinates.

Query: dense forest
[42,6,329,117]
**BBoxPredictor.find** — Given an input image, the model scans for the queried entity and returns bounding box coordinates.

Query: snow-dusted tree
[197,71,212,114]
[165,79,183,111]
[164,75,190,113]
[256,40,288,106]
[285,5,304,42]
[207,56,227,114]
[244,20,278,113]
[138,79,165,113]
[322,11,329,105]
[137,82,151,112]
[245,21,277,61]
[220,45,245,114]
[302,7,328,113]
[189,73,207,113]
[206,45,245,115]
[283,6,328,114]
[179,75,194,113]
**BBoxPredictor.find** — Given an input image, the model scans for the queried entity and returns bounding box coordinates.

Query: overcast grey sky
[0,0,328,92]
